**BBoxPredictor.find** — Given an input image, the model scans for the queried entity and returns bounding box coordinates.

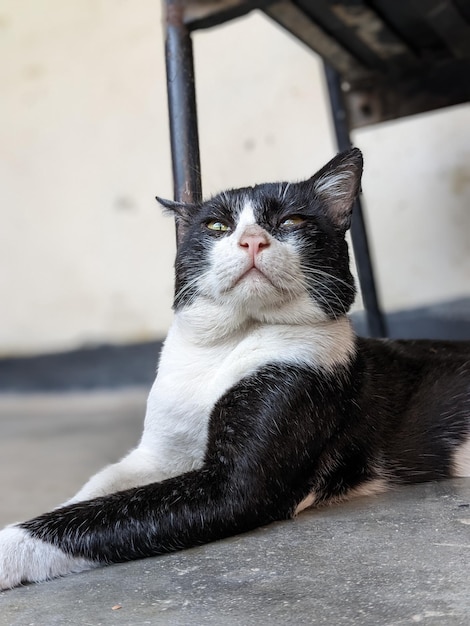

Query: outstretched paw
[0,526,96,590]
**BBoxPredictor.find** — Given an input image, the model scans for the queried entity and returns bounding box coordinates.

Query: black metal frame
[164,0,202,206]
[323,63,386,337]
[161,0,470,337]
[162,0,386,336]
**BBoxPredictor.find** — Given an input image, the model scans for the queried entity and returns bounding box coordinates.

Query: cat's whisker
[174,271,210,306]
[301,266,356,293]
[309,288,339,319]
[269,264,340,319]
[298,266,356,314]
[315,283,349,314]
[294,269,349,314]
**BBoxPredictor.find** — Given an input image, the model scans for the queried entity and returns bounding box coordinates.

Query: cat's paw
[0,526,96,590]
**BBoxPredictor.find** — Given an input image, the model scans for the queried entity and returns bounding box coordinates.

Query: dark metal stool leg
[323,63,387,338]
[163,0,202,210]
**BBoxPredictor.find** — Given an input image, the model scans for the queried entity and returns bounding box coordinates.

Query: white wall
[1,1,469,356]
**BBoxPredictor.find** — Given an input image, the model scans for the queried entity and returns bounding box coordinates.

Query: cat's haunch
[1,148,469,590]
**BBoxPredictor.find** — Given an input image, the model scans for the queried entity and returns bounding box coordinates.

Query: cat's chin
[176,295,333,347]
[220,273,328,326]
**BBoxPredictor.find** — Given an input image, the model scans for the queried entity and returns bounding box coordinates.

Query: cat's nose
[239,226,270,258]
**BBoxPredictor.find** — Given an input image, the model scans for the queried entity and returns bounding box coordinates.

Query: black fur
[22,340,470,565]
[9,148,470,579]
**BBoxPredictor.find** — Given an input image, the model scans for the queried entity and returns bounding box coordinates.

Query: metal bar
[263,1,371,82]
[330,2,418,72]
[323,62,387,338]
[184,0,276,31]
[345,59,470,130]
[163,0,202,208]
[420,0,470,59]
[296,0,392,73]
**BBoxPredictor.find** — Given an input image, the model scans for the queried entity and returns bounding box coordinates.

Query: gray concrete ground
[1,390,470,625]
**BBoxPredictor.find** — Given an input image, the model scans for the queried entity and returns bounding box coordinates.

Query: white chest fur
[140,312,355,477]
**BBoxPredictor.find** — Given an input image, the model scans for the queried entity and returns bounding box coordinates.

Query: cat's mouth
[236,266,271,286]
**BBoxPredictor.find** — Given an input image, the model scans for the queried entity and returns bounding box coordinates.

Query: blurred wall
[1,1,469,356]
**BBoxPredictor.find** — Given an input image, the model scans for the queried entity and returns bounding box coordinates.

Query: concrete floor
[1,390,470,625]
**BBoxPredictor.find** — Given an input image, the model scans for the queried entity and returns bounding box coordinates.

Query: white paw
[0,526,96,590]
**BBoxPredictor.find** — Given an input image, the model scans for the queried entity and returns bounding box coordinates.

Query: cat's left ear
[156,196,199,244]
[307,148,363,232]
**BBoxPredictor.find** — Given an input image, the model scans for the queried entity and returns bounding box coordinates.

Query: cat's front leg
[66,373,208,504]
[65,445,169,504]
[0,364,330,590]
[0,443,166,587]
[0,466,280,590]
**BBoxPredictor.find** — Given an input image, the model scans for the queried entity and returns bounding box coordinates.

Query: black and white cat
[1,148,469,590]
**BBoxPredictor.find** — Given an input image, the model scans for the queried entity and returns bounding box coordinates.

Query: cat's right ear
[306,148,363,233]
[156,197,199,245]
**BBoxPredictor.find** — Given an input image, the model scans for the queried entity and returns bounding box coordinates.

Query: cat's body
[1,149,469,590]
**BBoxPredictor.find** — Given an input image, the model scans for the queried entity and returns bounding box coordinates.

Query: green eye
[281,215,306,227]
[206,220,231,232]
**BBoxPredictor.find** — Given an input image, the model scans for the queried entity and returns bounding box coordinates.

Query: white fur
[66,445,170,504]
[68,317,355,503]
[68,201,355,503]
[280,182,291,201]
[139,312,355,476]
[199,203,329,324]
[293,479,388,516]
[0,200,357,588]
[67,314,354,503]
[314,171,353,199]
[452,436,470,477]
[294,492,318,515]
[349,478,388,499]
[0,527,96,590]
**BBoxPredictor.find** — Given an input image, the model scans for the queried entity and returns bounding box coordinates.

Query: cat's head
[157,148,362,327]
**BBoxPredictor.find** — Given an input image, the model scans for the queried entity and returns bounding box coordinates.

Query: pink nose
[239,227,270,258]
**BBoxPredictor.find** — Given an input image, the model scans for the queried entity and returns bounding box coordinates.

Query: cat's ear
[308,148,363,232]
[156,196,199,244]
